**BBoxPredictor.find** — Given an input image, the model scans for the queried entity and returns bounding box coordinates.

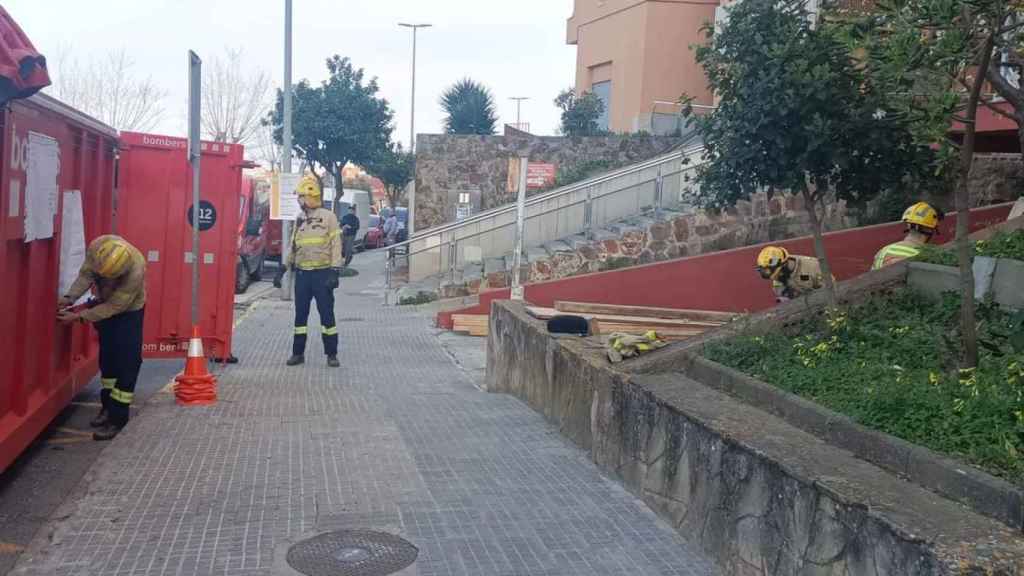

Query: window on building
[591,80,611,131]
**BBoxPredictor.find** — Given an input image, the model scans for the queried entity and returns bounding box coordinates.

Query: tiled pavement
[12,254,715,576]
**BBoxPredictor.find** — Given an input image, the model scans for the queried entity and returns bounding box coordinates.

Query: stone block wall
[413,133,685,231]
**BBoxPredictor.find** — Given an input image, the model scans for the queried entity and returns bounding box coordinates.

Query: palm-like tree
[440,79,498,135]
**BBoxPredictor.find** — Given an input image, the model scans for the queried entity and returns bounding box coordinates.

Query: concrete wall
[486,301,1024,575]
[566,0,718,133]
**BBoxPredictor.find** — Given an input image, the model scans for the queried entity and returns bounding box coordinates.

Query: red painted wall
[438,204,1012,328]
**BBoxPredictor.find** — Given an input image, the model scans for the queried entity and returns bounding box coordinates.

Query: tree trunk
[956,33,998,368]
[802,189,837,307]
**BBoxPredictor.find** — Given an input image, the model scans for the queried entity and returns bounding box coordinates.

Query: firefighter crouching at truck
[57,235,146,442]
[755,246,828,303]
[872,201,944,270]
[286,176,343,368]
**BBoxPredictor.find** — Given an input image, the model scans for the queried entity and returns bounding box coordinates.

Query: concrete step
[590,228,620,242]
[563,234,593,251]
[543,240,574,256]
[462,262,484,282]
[526,246,550,263]
[484,256,507,275]
[606,222,643,236]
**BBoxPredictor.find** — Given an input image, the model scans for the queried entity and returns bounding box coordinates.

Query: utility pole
[399,22,430,236]
[280,0,294,301]
[187,51,202,326]
[509,97,530,130]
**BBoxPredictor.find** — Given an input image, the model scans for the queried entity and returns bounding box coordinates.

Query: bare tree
[253,120,282,170]
[48,47,166,132]
[202,48,271,145]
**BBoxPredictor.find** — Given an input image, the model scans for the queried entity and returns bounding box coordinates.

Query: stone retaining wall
[486,300,1024,575]
[414,133,685,231]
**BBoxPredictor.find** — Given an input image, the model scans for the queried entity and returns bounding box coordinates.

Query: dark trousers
[293,269,338,357]
[96,308,145,427]
[343,235,355,267]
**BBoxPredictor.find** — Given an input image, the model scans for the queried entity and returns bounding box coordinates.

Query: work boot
[286,355,305,366]
[89,408,109,428]
[92,424,123,442]
[327,355,340,368]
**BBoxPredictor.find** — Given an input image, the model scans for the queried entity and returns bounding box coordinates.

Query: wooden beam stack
[452,314,489,337]
[524,301,741,341]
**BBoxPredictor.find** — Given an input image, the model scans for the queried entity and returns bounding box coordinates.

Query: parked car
[362,214,384,250]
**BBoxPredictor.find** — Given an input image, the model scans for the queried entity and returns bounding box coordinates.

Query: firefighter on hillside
[872,201,944,270]
[286,176,342,368]
[57,235,146,441]
[755,246,827,303]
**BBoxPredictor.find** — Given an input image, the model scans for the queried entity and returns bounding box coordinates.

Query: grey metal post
[510,156,529,301]
[584,187,593,240]
[187,51,202,327]
[655,167,664,218]
[280,0,294,301]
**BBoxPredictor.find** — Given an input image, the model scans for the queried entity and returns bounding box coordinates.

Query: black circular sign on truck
[187,200,217,231]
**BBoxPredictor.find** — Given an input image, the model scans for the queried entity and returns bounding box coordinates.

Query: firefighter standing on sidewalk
[57,235,146,441]
[286,176,343,368]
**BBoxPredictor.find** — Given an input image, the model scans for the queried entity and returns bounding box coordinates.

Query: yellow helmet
[756,246,790,280]
[93,236,132,278]
[902,202,941,232]
[297,175,322,209]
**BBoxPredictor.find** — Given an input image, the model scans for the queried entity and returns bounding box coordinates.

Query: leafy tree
[683,0,935,305]
[268,56,393,218]
[440,79,498,135]
[852,0,1024,367]
[555,88,606,136]
[368,143,416,209]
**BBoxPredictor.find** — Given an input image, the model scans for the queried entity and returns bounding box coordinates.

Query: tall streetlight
[399,23,432,152]
[509,97,530,131]
[399,22,431,235]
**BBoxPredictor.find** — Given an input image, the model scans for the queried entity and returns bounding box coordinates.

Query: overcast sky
[7,0,577,148]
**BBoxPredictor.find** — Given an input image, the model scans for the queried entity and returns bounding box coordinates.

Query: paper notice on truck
[59,190,89,305]
[271,173,302,221]
[25,132,60,242]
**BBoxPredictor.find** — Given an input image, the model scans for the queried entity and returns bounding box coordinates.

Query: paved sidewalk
[12,255,714,576]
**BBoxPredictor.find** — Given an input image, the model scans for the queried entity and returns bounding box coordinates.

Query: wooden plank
[590,319,705,339]
[525,306,723,329]
[554,301,740,323]
[452,314,488,325]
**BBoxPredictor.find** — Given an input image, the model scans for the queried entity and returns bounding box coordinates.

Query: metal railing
[386,145,707,292]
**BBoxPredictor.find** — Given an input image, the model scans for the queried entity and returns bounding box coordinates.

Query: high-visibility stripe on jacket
[872,241,923,270]
[286,208,342,271]
[64,235,147,322]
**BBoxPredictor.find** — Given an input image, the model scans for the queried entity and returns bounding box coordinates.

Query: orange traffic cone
[174,326,217,406]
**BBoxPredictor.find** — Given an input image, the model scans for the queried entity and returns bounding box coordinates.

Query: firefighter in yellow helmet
[56,235,147,441]
[872,201,944,270]
[286,175,343,367]
[755,246,827,303]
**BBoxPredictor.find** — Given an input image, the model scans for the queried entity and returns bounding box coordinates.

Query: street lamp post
[509,97,530,131]
[399,22,430,236]
[280,0,294,301]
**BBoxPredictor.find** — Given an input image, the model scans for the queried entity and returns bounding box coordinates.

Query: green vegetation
[705,289,1024,484]
[915,230,1024,267]
[398,292,438,306]
[440,79,498,136]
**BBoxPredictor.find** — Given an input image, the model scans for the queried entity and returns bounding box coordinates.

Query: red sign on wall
[526,163,556,190]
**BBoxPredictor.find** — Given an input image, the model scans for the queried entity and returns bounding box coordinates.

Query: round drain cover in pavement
[286,530,418,576]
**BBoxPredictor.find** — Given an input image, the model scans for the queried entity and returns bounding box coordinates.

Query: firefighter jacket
[772,255,827,301]
[872,239,924,270]
[65,235,147,323]
[287,208,342,271]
